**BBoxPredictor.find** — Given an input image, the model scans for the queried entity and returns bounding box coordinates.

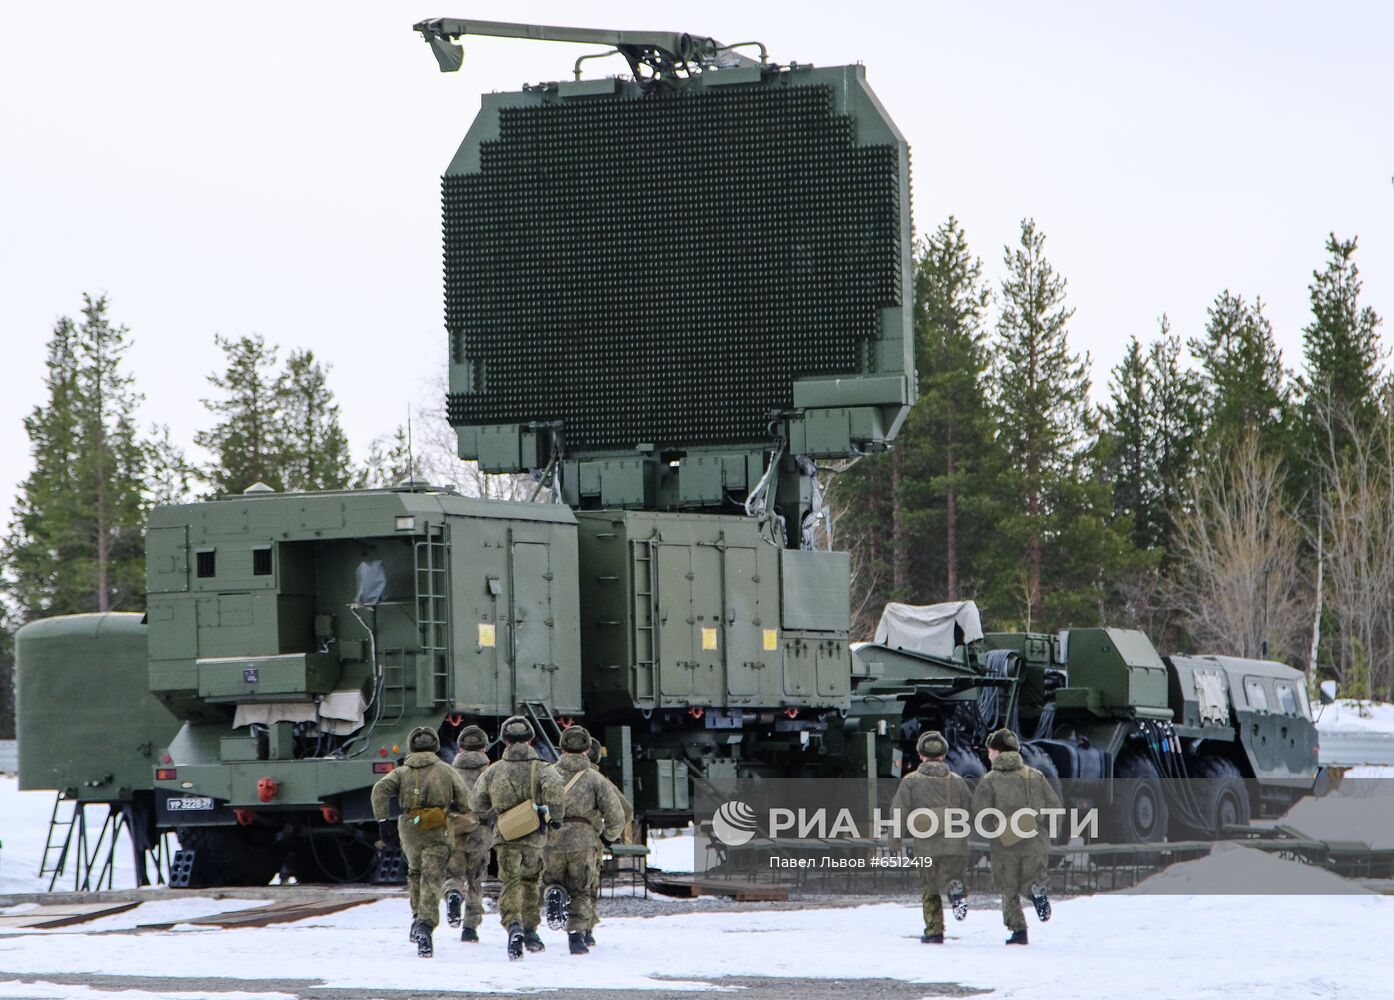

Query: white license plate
[167,795,215,811]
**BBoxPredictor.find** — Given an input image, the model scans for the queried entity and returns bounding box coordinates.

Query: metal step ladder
[38,794,78,884]
[631,539,657,705]
[521,700,564,758]
[415,524,451,706]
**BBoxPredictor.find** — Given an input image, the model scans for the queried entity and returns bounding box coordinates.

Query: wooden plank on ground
[692,879,791,901]
[0,901,139,930]
[139,897,371,930]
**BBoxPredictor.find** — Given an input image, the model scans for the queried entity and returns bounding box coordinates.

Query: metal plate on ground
[0,901,139,929]
[138,897,372,930]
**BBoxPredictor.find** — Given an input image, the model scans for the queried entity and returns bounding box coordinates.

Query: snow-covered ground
[0,868,1388,998]
[5,775,1392,997]
[1315,699,1394,734]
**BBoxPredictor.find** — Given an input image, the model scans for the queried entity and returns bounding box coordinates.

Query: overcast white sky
[2,2,1391,508]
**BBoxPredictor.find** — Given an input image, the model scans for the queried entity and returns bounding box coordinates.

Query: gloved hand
[375,819,393,850]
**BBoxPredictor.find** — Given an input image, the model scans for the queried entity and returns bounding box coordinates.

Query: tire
[1099,753,1168,845]
[176,826,284,888]
[1191,755,1251,838]
[285,829,379,884]
[945,747,986,790]
[1020,744,1067,849]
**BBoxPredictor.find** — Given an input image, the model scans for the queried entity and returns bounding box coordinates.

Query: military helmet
[916,730,948,758]
[456,725,488,750]
[500,715,535,743]
[558,725,592,753]
[588,737,603,763]
[408,726,441,753]
[986,727,1020,752]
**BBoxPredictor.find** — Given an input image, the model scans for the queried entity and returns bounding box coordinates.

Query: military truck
[848,602,1321,844]
[16,16,914,884]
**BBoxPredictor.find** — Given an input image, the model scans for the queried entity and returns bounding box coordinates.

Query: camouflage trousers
[442,847,490,930]
[399,820,451,930]
[544,849,598,933]
[495,844,544,930]
[917,853,968,936]
[990,850,1048,932]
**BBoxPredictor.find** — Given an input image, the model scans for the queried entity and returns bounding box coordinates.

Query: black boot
[1006,928,1028,946]
[1030,882,1052,923]
[461,926,479,943]
[948,881,969,922]
[545,885,570,931]
[920,932,944,944]
[568,930,590,955]
[584,930,596,947]
[523,928,546,953]
[409,919,423,944]
[445,890,463,928]
[417,924,434,958]
[507,922,525,961]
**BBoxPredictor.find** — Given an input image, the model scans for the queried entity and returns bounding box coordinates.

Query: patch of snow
[1315,699,1394,735]
[0,777,144,894]
[1279,779,1394,851]
[646,827,697,874]
[0,984,293,1000]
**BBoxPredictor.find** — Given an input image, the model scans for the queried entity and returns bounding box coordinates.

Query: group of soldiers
[892,726,1061,946]
[370,715,631,960]
[371,717,1060,959]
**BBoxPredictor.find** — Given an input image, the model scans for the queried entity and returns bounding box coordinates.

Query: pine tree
[1189,291,1290,454]
[196,334,285,495]
[278,349,352,491]
[989,219,1099,627]
[356,425,415,488]
[1299,233,1383,454]
[1145,324,1203,552]
[897,217,997,601]
[4,296,149,616]
[1102,336,1152,551]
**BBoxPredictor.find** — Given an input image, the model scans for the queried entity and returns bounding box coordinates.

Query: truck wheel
[1101,753,1168,845]
[945,747,986,790]
[175,826,283,887]
[1192,755,1251,836]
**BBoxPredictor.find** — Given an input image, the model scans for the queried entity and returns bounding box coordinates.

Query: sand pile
[1130,842,1371,894]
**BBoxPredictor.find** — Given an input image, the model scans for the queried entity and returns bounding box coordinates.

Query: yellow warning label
[478,623,496,648]
[763,628,779,652]
[701,627,719,651]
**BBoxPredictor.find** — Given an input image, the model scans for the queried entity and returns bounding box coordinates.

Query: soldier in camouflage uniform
[543,726,626,954]
[370,726,470,958]
[471,715,566,960]
[443,725,492,942]
[970,727,1062,945]
[583,736,633,948]
[890,730,972,943]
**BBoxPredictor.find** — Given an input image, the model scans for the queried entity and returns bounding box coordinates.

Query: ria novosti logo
[711,800,759,846]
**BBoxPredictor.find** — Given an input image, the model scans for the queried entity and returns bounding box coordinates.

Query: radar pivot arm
[413,17,759,78]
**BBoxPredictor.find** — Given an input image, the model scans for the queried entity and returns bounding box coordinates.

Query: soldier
[443,725,492,942]
[583,736,633,948]
[472,715,566,960]
[890,730,972,943]
[543,726,626,954]
[370,726,470,958]
[970,727,1062,945]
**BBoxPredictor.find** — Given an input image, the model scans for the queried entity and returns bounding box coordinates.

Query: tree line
[834,218,1390,700]
[0,222,1388,738]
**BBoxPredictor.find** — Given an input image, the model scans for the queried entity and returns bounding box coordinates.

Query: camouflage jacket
[889,760,972,858]
[591,761,635,832]
[370,751,470,822]
[471,742,566,848]
[547,753,626,852]
[448,749,493,853]
[970,751,1062,857]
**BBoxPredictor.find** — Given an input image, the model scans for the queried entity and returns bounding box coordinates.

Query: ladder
[521,700,564,758]
[630,539,657,705]
[415,524,451,706]
[378,648,408,723]
[38,794,78,885]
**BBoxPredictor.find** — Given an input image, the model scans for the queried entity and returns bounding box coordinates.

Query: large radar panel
[427,21,913,512]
